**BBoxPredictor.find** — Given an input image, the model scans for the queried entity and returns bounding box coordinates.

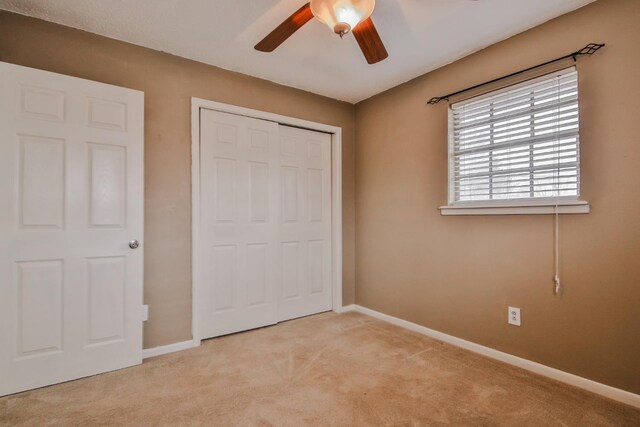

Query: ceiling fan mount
[333,22,351,38]
[255,0,388,65]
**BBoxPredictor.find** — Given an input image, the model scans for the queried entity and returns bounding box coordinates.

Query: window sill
[439,200,590,216]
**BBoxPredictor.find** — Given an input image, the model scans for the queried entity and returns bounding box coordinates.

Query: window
[443,67,589,215]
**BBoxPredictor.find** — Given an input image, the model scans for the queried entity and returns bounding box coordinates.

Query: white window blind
[449,67,580,204]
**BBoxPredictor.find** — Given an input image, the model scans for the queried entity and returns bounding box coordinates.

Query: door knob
[129,240,140,249]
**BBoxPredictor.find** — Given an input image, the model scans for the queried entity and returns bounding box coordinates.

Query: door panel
[246,243,268,306]
[88,143,126,227]
[85,256,126,345]
[199,109,280,339]
[16,260,64,357]
[277,126,332,322]
[282,241,300,299]
[0,62,144,396]
[19,135,66,228]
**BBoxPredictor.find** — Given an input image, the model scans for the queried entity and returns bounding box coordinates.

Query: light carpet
[1,311,639,426]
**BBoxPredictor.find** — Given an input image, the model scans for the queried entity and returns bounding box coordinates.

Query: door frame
[190,97,343,343]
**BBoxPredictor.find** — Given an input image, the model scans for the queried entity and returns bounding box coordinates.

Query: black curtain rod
[426,43,605,105]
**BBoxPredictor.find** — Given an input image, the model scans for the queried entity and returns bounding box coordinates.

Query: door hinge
[142,305,149,322]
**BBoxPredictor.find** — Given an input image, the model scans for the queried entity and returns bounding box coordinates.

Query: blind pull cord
[553,77,561,296]
[554,204,561,295]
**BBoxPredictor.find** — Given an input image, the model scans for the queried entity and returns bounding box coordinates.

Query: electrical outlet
[508,306,521,326]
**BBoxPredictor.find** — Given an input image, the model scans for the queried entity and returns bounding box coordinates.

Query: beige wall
[0,11,356,349]
[355,0,640,394]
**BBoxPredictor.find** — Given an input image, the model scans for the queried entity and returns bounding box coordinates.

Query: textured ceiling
[0,0,595,103]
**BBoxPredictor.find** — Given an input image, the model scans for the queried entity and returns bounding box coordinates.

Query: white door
[277,125,332,322]
[0,62,144,396]
[199,109,280,338]
[198,111,332,339]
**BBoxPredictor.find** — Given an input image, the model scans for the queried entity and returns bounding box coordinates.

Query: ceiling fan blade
[255,3,314,52]
[352,17,388,64]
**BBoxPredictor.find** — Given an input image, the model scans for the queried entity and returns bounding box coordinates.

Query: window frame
[441,67,589,216]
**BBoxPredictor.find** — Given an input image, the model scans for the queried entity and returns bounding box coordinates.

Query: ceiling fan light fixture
[310,0,375,36]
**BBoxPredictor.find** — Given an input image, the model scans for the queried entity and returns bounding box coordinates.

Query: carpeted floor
[1,311,639,426]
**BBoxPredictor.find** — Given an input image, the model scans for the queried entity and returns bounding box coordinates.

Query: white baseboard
[337,304,357,313]
[350,305,640,409]
[142,339,200,359]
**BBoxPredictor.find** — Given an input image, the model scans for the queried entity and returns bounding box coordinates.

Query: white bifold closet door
[0,62,144,396]
[198,109,332,340]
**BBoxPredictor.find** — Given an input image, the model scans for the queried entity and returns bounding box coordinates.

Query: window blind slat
[455,162,579,181]
[456,171,579,188]
[455,72,577,115]
[454,114,579,147]
[455,137,579,164]
[457,109,579,137]
[454,96,578,133]
[456,176,579,192]
[453,83,578,123]
[454,129,579,156]
[456,187,579,198]
[456,143,579,167]
[455,125,579,153]
[454,148,578,175]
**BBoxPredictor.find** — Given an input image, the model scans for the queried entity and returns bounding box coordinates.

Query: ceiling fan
[255,0,388,65]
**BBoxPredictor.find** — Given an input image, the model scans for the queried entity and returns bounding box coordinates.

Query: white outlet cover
[508,306,521,326]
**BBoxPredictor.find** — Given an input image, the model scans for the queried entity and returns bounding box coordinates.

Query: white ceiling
[0,0,595,103]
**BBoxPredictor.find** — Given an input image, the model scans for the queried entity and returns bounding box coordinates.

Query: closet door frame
[190,98,343,344]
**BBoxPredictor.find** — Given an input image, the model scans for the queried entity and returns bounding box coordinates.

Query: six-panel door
[277,125,332,322]
[199,109,281,338]
[0,62,144,396]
